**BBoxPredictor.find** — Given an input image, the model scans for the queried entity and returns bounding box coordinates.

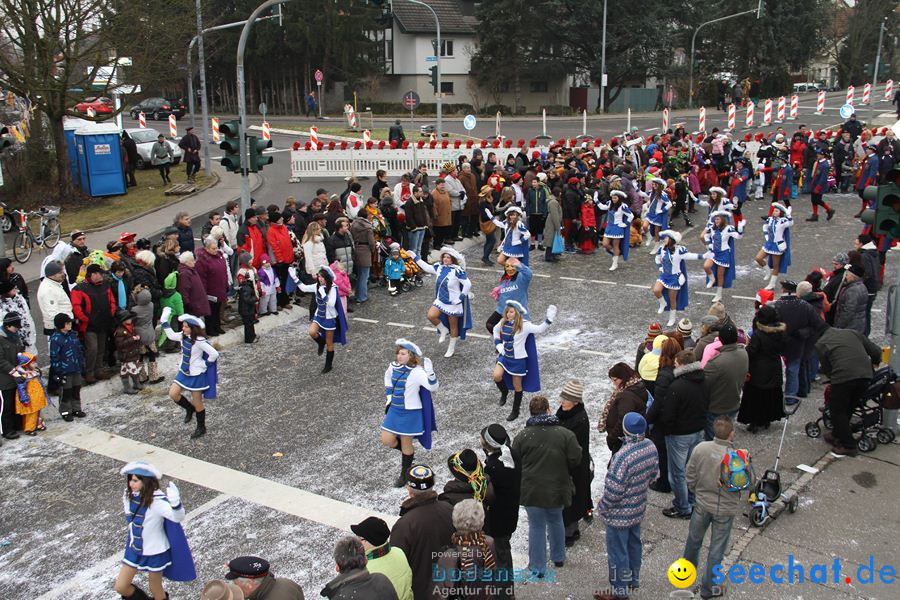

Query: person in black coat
[555,380,592,547]
[773,280,825,405]
[738,305,788,432]
[645,337,680,494]
[562,178,582,252]
[480,424,519,600]
[121,131,139,187]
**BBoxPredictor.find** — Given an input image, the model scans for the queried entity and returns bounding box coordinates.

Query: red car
[74,96,114,115]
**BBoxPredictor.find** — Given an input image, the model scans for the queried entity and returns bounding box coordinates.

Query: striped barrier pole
[309,126,318,149]
[862,83,871,105]
[139,112,146,128]
[698,106,706,132]
[817,91,825,114]
[789,95,798,119]
[846,85,854,106]
[885,80,893,102]
[262,121,271,142]
[776,96,785,122]
[746,101,754,128]
[211,117,219,143]
[763,98,772,126]
[662,107,669,132]
[727,104,735,130]
[169,114,177,138]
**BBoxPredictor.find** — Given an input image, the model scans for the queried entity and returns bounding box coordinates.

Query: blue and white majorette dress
[699,193,736,230]
[416,258,473,339]
[122,491,194,578]
[493,208,532,265]
[656,244,703,310]
[298,282,349,345]
[492,307,553,393]
[644,187,672,234]
[597,195,634,261]
[382,362,439,449]
[762,208,793,273]
[162,320,219,399]
[704,220,744,288]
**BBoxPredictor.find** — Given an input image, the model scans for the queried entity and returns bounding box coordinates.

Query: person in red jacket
[237,208,265,269]
[71,264,117,384]
[578,195,598,254]
[266,211,294,309]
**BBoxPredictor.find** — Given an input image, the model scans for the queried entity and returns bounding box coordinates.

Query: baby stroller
[804,366,897,452]
[749,399,800,527]
[376,237,424,292]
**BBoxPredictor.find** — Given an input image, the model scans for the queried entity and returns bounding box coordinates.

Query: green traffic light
[219,120,242,173]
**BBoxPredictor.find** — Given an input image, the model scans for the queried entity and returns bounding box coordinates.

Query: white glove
[546,304,557,323]
[678,272,686,286]
[407,250,418,261]
[703,251,714,260]
[122,489,131,514]
[423,357,434,375]
[737,220,746,234]
[166,481,181,507]
[468,291,475,301]
[495,343,503,354]
[777,240,787,251]
[160,306,172,324]
[288,266,298,282]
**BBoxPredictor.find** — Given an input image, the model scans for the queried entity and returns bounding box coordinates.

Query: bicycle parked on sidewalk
[12,205,61,263]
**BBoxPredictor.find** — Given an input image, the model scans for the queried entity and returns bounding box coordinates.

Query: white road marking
[352,317,379,324]
[590,279,617,285]
[696,291,715,296]
[644,127,659,132]
[579,349,610,357]
[386,322,414,328]
[466,332,492,340]
[468,266,499,273]
[732,295,757,301]
[533,273,551,278]
[625,283,648,289]
[559,276,585,282]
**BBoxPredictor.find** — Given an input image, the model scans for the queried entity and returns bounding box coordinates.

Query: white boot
[666,310,677,327]
[657,296,666,314]
[643,236,651,246]
[713,287,723,302]
[436,322,449,343]
[444,337,457,358]
[609,255,619,271]
[649,242,659,255]
[706,276,714,288]
[765,274,778,290]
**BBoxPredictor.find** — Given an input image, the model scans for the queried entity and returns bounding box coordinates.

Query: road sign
[425,56,437,62]
[839,103,854,119]
[463,114,477,131]
[402,91,421,110]
[258,102,267,116]
[314,69,324,83]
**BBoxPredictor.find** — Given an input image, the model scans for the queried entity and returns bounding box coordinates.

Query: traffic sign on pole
[463,114,477,131]
[314,69,324,83]
[402,91,421,110]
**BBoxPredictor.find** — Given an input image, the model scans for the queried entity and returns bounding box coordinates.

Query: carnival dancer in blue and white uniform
[414,246,473,358]
[115,461,195,600]
[492,205,532,266]
[642,178,673,254]
[290,264,349,374]
[597,190,634,271]
[160,308,219,439]
[381,338,439,488]
[653,230,704,327]
[486,257,532,334]
[492,300,556,422]
[755,202,793,290]
[697,186,735,242]
[702,211,745,303]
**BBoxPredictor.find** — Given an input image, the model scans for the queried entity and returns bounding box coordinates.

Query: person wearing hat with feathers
[439,448,496,508]
[113,308,144,395]
[702,211,745,303]
[596,189,634,271]
[479,424,520,600]
[115,461,195,600]
[806,148,835,223]
[755,202,793,291]
[640,177,673,254]
[727,156,751,226]
[289,264,348,373]
[492,300,557,421]
[412,246,472,358]
[160,308,219,439]
[350,517,412,600]
[491,204,532,266]
[381,338,440,488]
[653,230,705,327]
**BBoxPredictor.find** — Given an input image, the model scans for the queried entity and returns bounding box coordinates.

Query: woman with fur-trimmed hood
[738,304,787,432]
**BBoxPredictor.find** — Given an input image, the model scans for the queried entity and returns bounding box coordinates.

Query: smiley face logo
[668,558,697,588]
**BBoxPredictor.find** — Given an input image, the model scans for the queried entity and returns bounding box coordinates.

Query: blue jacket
[525,185,550,216]
[598,433,659,528]
[731,167,750,202]
[779,164,794,200]
[496,263,533,315]
[384,257,405,280]
[858,153,880,190]
[811,158,830,191]
[177,224,195,254]
[50,330,85,375]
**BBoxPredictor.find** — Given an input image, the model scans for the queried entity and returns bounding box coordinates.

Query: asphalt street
[2,183,899,599]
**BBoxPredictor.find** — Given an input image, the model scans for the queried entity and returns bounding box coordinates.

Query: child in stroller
[805,366,898,452]
[378,238,423,295]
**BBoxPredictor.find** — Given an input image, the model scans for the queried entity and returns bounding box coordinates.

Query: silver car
[124,127,183,169]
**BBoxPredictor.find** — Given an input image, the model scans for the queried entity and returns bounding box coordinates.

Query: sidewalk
[17,164,261,285]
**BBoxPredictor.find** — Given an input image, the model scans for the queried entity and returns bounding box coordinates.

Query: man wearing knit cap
[702,323,748,440]
[595,413,658,600]
[480,424,519,600]
[557,380,593,548]
[677,318,695,350]
[833,264,868,334]
[635,322,662,370]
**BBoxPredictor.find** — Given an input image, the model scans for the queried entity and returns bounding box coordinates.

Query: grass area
[282,125,391,140]
[58,169,217,232]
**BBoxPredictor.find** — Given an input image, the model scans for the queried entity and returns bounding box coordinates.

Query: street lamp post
[599,0,607,113]
[401,0,441,137]
[689,9,756,109]
[868,18,886,127]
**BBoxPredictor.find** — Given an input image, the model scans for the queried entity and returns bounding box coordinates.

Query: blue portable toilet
[63,117,91,189]
[74,123,126,197]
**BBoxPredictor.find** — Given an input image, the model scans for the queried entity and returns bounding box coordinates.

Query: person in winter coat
[237,209,266,269]
[543,188,563,262]
[644,337,680,493]
[389,465,454,600]
[834,264,869,335]
[49,314,86,422]
[350,209,376,304]
[854,234,881,335]
[526,176,551,249]
[403,186,430,258]
[562,178,582,252]
[434,500,498,600]
[70,265,116,383]
[512,395,582,578]
[555,380,593,548]
[172,212,194,254]
[266,212,295,309]
[600,363,648,454]
[738,305,787,432]
[0,259,29,306]
[156,271,184,351]
[701,323,748,440]
[773,280,825,405]
[37,261,72,336]
[351,517,412,600]
[113,309,144,395]
[131,287,163,385]
[320,537,398,600]
[479,424,519,600]
[438,449,496,508]
[175,252,210,319]
[431,178,453,249]
[155,238,181,289]
[131,251,162,320]
[195,238,228,336]
[302,221,328,278]
[459,163,480,238]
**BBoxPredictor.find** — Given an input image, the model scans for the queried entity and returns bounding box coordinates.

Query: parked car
[792,82,825,94]
[124,128,182,169]
[129,97,186,121]
[74,97,114,115]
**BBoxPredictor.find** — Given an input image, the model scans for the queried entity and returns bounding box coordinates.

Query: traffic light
[859,167,900,237]
[219,120,241,173]
[247,135,272,172]
[428,66,438,93]
[0,126,12,151]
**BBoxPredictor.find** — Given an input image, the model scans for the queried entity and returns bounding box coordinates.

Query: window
[529,81,548,93]
[440,40,454,57]
[440,81,454,95]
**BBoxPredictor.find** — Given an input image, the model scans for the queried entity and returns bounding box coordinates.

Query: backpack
[719,448,753,492]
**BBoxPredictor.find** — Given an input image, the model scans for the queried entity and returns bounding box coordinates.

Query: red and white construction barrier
[211,117,219,143]
[309,126,318,149]
[139,112,146,128]
[727,104,735,130]
[344,104,358,129]
[862,83,871,105]
[789,95,798,120]
[262,121,270,142]
[698,106,706,132]
[847,86,854,106]
[746,102,755,128]
[886,80,894,101]
[662,107,669,132]
[817,91,825,114]
[86,107,96,118]
[363,130,371,144]
[763,99,772,126]
[776,96,785,122]
[169,114,177,138]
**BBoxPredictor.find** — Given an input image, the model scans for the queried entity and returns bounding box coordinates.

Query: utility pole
[194,0,210,177]
[403,0,441,137]
[869,18,886,128]
[237,0,292,212]
[599,0,607,112]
